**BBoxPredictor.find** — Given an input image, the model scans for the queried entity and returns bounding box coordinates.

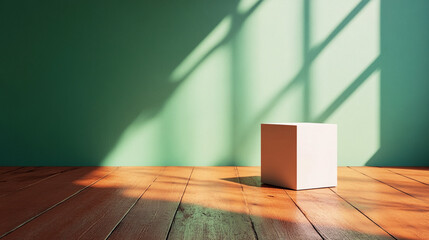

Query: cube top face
[261,123,337,190]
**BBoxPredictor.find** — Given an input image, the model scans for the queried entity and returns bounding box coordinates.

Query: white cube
[261,123,337,190]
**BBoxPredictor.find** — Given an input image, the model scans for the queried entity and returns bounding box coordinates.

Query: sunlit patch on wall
[310,0,366,48]
[169,16,232,83]
[103,114,162,166]
[237,0,261,15]
[103,13,234,166]
[310,0,380,166]
[311,0,379,120]
[236,83,304,166]
[160,43,232,166]
[238,0,303,123]
[231,0,304,166]
[324,69,380,166]
[102,0,381,167]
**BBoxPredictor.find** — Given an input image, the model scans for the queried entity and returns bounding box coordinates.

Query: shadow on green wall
[0,0,240,165]
[366,0,429,166]
[2,0,429,166]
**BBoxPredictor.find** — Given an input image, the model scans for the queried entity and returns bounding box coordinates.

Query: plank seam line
[284,190,326,240]
[384,168,429,187]
[0,167,119,239]
[0,167,80,198]
[328,187,397,240]
[165,167,194,240]
[104,167,166,240]
[349,167,418,200]
[328,188,397,240]
[234,167,259,240]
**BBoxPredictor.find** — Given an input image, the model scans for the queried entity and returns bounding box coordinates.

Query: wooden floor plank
[0,167,77,197]
[386,167,429,185]
[0,167,42,180]
[0,167,115,238]
[107,167,193,240]
[0,167,23,175]
[286,188,392,239]
[1,166,428,239]
[236,167,322,239]
[2,167,162,240]
[352,167,429,203]
[333,167,429,239]
[167,167,257,240]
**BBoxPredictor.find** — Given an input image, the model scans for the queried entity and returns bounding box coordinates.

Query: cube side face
[296,124,337,190]
[261,124,297,189]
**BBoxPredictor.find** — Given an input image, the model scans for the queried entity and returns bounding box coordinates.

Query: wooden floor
[0,167,428,239]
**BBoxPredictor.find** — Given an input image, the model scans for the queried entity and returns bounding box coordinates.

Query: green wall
[1,0,428,166]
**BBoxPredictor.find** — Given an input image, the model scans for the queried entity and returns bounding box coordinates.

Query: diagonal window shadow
[313,56,380,123]
[171,0,263,85]
[237,0,371,144]
[307,0,370,63]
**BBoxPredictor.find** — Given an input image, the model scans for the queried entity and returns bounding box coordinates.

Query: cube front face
[261,124,297,189]
[261,123,337,190]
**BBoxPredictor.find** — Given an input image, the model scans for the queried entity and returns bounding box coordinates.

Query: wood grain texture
[108,167,193,240]
[386,167,429,185]
[167,167,257,240]
[352,167,429,203]
[0,166,428,240]
[287,187,392,240]
[236,167,322,240]
[0,167,23,175]
[334,167,429,239]
[0,167,36,180]
[0,167,115,238]
[0,167,76,197]
[2,167,162,240]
